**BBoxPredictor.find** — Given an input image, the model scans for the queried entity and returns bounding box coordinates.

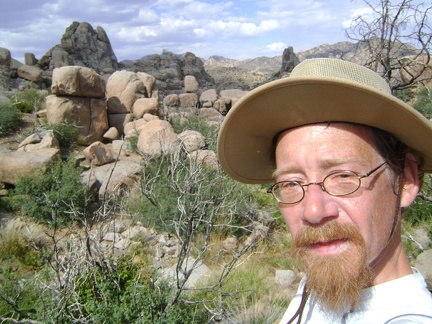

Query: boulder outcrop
[137,119,178,157]
[0,47,12,90]
[38,21,118,73]
[122,51,214,91]
[106,70,158,134]
[280,46,300,74]
[0,149,60,185]
[51,66,106,98]
[17,65,43,84]
[46,66,108,145]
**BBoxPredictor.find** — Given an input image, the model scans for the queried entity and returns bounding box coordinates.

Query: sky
[0,0,378,63]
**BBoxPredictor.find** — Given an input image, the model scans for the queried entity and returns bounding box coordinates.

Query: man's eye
[281,182,300,188]
[336,173,353,179]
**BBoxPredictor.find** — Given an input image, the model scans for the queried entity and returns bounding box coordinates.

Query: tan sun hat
[217,58,432,184]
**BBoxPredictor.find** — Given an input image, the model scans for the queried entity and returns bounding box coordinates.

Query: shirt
[279,269,432,323]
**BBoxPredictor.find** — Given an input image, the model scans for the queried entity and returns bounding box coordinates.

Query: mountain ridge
[201,41,368,74]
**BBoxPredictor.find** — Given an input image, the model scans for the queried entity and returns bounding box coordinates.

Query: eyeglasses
[267,161,387,204]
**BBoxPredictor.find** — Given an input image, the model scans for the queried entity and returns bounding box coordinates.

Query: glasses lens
[273,182,304,204]
[324,171,360,196]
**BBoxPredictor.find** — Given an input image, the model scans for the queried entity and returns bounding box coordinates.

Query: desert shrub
[0,252,207,323]
[0,222,45,273]
[194,262,290,323]
[0,225,46,318]
[11,88,47,113]
[127,154,259,236]
[0,196,13,212]
[11,157,93,227]
[65,257,208,323]
[0,101,22,136]
[42,77,52,89]
[47,122,79,148]
[413,87,432,119]
[394,88,413,102]
[125,134,139,153]
[0,270,42,320]
[170,115,219,152]
[0,237,43,270]
[404,174,432,241]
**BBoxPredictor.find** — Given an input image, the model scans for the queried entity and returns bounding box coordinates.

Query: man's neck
[370,233,413,285]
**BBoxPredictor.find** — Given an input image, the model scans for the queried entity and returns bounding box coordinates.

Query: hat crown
[291,58,391,94]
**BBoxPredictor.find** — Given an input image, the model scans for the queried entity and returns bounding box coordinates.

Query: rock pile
[46,66,109,145]
[38,21,118,73]
[121,51,215,91]
[0,62,248,201]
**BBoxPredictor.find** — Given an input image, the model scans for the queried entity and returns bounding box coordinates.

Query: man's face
[274,123,400,313]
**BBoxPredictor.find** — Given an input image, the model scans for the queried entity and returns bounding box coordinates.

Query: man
[217,58,432,323]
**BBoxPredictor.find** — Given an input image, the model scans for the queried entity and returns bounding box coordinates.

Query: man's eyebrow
[272,167,302,180]
[272,157,366,180]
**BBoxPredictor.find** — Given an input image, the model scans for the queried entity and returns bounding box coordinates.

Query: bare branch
[345,0,432,91]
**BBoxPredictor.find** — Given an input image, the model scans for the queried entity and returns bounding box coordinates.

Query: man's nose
[301,184,339,224]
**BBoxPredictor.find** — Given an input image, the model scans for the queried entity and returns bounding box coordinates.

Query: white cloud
[0,0,371,61]
[342,7,375,28]
[155,0,232,17]
[266,42,287,52]
[134,9,160,24]
[160,17,197,30]
[116,26,158,42]
[260,19,280,31]
[193,28,213,38]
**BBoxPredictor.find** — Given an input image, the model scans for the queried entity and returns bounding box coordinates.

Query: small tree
[346,0,432,91]
[137,149,271,321]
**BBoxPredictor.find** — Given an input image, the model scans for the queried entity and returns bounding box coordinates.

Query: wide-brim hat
[217,58,432,184]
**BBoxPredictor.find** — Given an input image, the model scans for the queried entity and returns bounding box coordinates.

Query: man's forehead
[276,122,375,145]
[275,123,380,165]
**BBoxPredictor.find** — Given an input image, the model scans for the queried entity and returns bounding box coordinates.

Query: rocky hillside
[202,55,283,90]
[201,40,430,90]
[201,42,361,90]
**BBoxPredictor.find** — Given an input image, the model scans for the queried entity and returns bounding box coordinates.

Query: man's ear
[400,152,421,208]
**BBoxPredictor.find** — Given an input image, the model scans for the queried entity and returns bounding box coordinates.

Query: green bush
[0,102,22,136]
[394,88,413,103]
[0,270,42,319]
[0,237,43,270]
[127,154,258,236]
[405,174,432,224]
[170,115,219,152]
[48,122,79,148]
[413,87,432,119]
[71,257,208,323]
[126,134,139,154]
[0,247,208,323]
[0,196,14,212]
[11,88,47,113]
[11,157,93,227]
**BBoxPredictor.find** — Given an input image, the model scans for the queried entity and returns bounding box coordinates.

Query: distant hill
[202,41,359,89]
[203,55,281,90]
[203,56,240,69]
[202,40,424,90]
[203,41,361,74]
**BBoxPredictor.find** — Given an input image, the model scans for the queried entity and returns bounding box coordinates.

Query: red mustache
[293,222,364,250]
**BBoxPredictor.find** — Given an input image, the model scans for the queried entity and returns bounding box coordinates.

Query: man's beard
[291,222,374,315]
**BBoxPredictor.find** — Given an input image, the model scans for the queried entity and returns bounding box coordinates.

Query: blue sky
[0,0,376,62]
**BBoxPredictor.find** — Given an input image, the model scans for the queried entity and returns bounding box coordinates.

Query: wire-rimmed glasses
[267,161,387,204]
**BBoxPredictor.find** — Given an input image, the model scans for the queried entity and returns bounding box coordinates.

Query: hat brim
[217,76,432,184]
